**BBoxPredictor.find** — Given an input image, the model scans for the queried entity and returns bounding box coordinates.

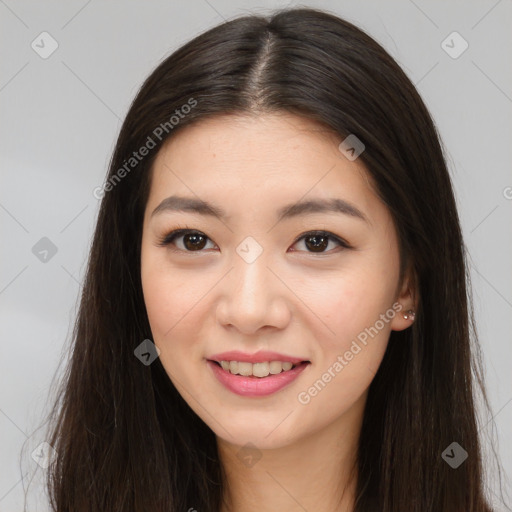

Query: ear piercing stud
[403,310,416,321]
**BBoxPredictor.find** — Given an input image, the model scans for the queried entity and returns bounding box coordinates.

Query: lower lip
[207,360,310,397]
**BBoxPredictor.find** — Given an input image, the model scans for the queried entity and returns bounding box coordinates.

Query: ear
[390,265,418,332]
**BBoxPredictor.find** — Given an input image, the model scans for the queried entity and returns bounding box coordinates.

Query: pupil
[306,234,328,252]
[184,233,206,250]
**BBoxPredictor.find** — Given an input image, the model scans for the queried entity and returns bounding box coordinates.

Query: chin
[211,416,304,451]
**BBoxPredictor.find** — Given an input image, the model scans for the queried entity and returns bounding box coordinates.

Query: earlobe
[391,268,418,332]
[391,306,416,331]
[402,309,416,321]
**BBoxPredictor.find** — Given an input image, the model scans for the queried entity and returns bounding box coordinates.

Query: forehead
[154,112,353,171]
[146,112,379,221]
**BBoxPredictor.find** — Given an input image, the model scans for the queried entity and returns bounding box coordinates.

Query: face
[140,112,413,450]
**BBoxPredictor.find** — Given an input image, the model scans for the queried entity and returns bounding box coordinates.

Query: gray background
[1,1,511,510]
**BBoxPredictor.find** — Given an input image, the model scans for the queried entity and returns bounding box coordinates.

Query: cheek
[297,289,393,419]
[140,257,215,376]
[300,258,398,407]
[142,273,176,339]
[141,254,205,338]
[314,266,396,344]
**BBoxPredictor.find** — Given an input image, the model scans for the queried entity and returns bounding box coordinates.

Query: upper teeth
[220,360,296,377]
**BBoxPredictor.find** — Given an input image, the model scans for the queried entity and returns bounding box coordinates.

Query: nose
[216,253,291,335]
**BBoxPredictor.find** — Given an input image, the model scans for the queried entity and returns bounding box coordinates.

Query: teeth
[219,360,299,377]
[237,362,252,376]
[253,362,269,377]
[269,361,282,374]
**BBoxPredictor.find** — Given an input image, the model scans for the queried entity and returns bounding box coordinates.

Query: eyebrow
[151,195,369,223]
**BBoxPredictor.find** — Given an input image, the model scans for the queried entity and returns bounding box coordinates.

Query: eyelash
[156,225,352,254]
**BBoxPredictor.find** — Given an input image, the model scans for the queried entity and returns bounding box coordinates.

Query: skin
[140,112,416,512]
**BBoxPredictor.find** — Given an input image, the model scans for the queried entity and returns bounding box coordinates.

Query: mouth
[208,359,311,378]
[207,359,311,397]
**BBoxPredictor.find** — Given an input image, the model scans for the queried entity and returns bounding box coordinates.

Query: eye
[157,227,216,252]
[290,230,351,254]
[157,227,351,254]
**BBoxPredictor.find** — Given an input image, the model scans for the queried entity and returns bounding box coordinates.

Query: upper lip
[208,350,310,364]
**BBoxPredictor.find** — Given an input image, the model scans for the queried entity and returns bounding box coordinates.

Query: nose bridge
[232,245,273,309]
[217,240,289,332]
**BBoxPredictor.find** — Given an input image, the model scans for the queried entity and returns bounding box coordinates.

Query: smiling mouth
[209,360,311,378]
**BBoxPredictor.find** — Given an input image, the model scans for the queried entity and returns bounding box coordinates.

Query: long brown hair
[34,7,506,511]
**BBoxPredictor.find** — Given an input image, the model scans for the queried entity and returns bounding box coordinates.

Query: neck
[217,394,365,512]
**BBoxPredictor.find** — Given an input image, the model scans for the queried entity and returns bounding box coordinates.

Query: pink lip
[208,350,308,364]
[207,360,310,397]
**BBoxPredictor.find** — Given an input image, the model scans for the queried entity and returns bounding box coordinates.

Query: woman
[42,7,503,511]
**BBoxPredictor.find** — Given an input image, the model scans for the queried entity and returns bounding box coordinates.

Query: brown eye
[182,232,207,251]
[290,231,350,254]
[158,229,216,252]
[303,233,329,252]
